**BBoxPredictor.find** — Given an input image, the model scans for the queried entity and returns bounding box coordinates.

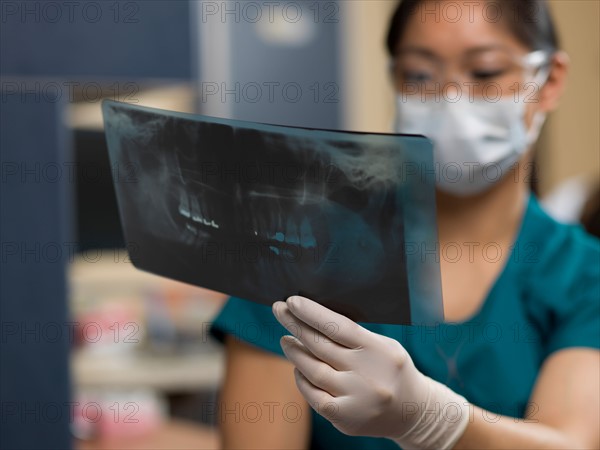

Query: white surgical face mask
[394,68,550,196]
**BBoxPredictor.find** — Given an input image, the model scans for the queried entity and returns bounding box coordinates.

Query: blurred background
[1,1,598,449]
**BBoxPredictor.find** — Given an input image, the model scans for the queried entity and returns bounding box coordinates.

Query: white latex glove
[272,295,470,450]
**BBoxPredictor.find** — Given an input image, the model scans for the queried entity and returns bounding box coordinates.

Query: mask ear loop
[524,58,553,146]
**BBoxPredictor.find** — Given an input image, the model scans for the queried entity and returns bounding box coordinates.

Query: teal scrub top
[209,194,600,450]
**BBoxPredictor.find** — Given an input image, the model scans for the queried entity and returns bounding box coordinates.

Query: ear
[538,50,570,113]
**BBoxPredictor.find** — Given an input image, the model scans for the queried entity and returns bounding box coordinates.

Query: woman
[209,1,600,448]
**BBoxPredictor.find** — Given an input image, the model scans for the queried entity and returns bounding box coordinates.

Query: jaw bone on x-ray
[102,100,444,325]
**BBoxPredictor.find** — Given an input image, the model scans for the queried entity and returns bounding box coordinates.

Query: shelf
[67,82,197,132]
[72,348,224,393]
[75,419,220,450]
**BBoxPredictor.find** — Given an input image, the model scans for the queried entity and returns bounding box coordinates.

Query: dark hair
[386,0,560,56]
[581,185,600,238]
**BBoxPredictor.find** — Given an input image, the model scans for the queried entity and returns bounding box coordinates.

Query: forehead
[399,0,529,56]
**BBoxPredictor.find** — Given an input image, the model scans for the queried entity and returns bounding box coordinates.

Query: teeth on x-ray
[191,216,219,229]
[269,232,284,242]
[180,195,219,229]
[190,215,220,230]
[178,191,220,229]
[299,217,317,248]
[185,223,198,235]
[178,192,191,218]
[266,217,317,249]
[285,218,299,245]
[191,196,201,222]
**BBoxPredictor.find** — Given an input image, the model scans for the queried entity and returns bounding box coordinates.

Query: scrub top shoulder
[209,193,600,450]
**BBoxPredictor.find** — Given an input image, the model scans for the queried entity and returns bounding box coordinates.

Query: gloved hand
[272,295,470,450]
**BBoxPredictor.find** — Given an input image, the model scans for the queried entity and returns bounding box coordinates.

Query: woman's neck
[436,167,530,245]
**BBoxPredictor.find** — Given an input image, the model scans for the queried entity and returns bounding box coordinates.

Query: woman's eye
[402,70,434,82]
[471,69,506,80]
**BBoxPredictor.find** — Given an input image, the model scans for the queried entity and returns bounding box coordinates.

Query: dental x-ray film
[102,100,444,325]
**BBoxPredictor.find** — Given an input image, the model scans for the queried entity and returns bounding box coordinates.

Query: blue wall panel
[0,86,72,449]
[1,0,192,79]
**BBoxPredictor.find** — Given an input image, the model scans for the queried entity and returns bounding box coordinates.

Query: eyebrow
[465,44,511,56]
[396,46,439,60]
[396,44,512,60]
